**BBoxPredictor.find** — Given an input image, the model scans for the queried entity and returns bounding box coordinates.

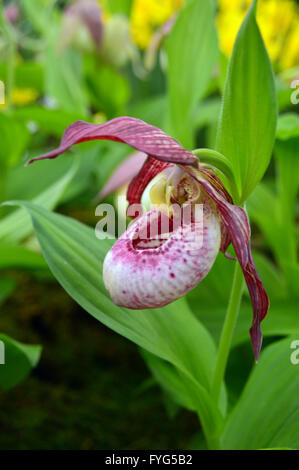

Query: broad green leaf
[7,146,98,204]
[142,349,227,417]
[0,334,41,390]
[274,137,299,269]
[218,52,229,95]
[0,243,47,270]
[283,263,299,299]
[187,253,234,308]
[166,0,218,148]
[20,0,56,34]
[45,32,88,115]
[198,302,299,350]
[253,253,288,301]
[276,113,299,140]
[187,253,296,348]
[0,114,30,169]
[4,201,225,445]
[196,98,221,130]
[12,106,85,138]
[216,0,277,203]
[248,146,298,276]
[276,138,299,210]
[107,0,132,15]
[56,145,100,204]
[0,163,76,243]
[128,95,166,128]
[247,183,283,267]
[141,350,196,412]
[0,62,44,95]
[86,63,130,118]
[222,336,299,450]
[187,248,286,310]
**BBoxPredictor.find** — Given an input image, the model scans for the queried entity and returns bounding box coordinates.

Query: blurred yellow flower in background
[0,87,38,109]
[217,0,299,70]
[11,87,39,106]
[129,0,298,71]
[130,0,184,49]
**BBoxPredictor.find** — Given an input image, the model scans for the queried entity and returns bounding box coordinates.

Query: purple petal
[26,117,197,166]
[103,204,221,309]
[66,0,103,47]
[97,151,147,200]
[5,3,19,24]
[187,166,269,361]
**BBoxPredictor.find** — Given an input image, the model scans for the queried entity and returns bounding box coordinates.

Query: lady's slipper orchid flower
[5,3,20,24]
[61,0,103,52]
[27,117,269,360]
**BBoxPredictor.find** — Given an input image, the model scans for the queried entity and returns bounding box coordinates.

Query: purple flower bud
[5,3,20,24]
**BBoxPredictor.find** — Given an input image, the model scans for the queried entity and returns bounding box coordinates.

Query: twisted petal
[187,166,269,361]
[97,151,147,200]
[103,205,221,309]
[26,117,197,166]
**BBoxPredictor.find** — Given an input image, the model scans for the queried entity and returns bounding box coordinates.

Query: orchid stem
[211,261,244,406]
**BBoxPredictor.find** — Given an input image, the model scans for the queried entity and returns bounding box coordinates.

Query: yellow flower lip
[150,176,168,205]
[141,172,168,212]
[141,166,202,216]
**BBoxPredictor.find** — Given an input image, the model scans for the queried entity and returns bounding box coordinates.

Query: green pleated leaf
[45,39,88,116]
[222,335,299,450]
[0,163,76,243]
[216,0,277,203]
[0,334,42,390]
[274,137,299,271]
[166,0,218,148]
[107,0,132,16]
[12,106,85,138]
[0,114,30,169]
[20,0,53,34]
[141,350,197,412]
[198,302,299,350]
[276,113,299,140]
[3,201,225,446]
[0,243,47,270]
[247,183,283,267]
[187,253,298,348]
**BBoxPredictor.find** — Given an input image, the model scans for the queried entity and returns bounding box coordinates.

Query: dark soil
[0,273,199,450]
